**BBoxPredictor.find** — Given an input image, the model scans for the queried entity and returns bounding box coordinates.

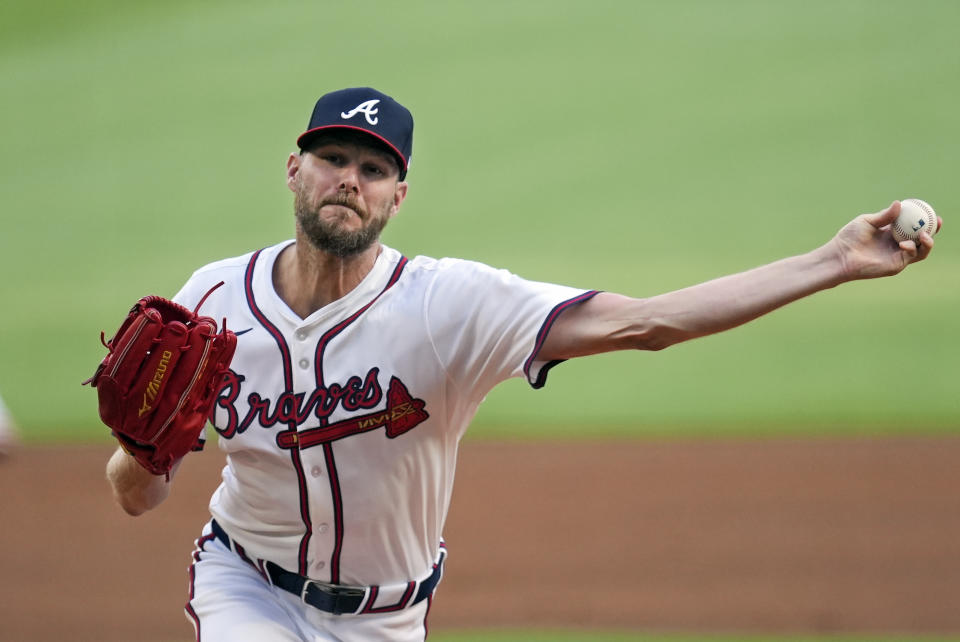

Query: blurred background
[1,0,957,442]
[1,1,958,641]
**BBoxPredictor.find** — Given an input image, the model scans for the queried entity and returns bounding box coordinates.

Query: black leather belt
[210,519,443,615]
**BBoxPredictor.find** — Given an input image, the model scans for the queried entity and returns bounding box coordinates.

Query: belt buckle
[302,580,365,615]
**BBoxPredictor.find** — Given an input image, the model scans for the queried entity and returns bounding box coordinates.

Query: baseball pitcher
[89,87,941,642]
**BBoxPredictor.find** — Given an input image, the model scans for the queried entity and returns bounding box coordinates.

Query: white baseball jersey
[0,394,11,426]
[174,240,596,589]
[0,393,15,435]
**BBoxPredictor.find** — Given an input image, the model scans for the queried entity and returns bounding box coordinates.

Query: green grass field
[2,3,959,639]
[2,1,957,442]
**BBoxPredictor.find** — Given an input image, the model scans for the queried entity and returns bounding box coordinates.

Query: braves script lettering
[213,367,401,438]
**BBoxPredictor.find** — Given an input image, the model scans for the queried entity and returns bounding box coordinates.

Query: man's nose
[338,164,361,193]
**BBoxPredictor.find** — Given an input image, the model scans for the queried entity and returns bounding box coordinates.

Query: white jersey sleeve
[172,251,256,312]
[418,257,597,396]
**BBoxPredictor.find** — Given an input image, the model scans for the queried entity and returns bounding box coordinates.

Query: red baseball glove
[84,284,236,477]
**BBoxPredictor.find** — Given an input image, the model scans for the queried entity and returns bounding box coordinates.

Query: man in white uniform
[104,87,940,641]
[0,393,18,458]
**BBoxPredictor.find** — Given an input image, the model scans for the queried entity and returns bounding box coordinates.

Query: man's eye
[322,154,343,164]
[364,164,385,176]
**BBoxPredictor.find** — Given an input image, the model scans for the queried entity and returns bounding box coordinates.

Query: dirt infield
[2,436,959,641]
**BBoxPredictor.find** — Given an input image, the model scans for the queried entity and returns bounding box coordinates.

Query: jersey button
[311,466,322,477]
[317,523,330,534]
[298,358,310,369]
[296,330,307,341]
[315,561,326,571]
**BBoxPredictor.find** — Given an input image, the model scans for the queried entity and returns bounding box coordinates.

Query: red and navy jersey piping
[243,248,409,580]
[523,290,600,389]
[244,249,314,574]
[311,255,408,583]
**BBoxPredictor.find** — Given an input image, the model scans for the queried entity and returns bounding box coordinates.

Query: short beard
[294,189,389,258]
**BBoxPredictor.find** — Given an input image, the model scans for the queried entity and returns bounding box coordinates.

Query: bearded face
[293,177,393,258]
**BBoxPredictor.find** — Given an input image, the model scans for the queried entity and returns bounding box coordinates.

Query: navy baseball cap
[297,87,413,180]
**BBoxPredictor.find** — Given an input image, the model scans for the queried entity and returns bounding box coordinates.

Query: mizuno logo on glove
[139,350,173,417]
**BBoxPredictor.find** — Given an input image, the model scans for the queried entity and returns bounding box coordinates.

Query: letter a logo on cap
[341,99,380,125]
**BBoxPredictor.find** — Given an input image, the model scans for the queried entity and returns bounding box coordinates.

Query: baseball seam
[893,200,935,242]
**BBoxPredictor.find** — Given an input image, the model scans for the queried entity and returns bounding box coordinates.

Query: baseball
[891,198,938,243]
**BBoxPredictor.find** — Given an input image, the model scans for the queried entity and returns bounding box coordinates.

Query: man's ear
[286,153,302,192]
[390,181,409,218]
